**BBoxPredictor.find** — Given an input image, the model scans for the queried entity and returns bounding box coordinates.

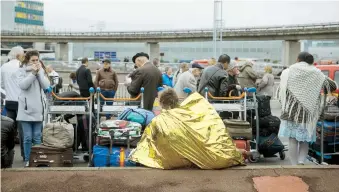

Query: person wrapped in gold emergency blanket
[129,88,244,169]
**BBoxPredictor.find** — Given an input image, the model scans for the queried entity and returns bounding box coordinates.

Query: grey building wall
[1,1,16,31]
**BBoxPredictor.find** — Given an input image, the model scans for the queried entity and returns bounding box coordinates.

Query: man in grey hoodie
[14,50,50,166]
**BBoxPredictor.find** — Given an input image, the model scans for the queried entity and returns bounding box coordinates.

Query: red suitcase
[234,139,250,159]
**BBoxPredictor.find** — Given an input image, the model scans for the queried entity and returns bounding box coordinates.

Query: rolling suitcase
[97,120,142,148]
[29,145,73,167]
[223,119,252,140]
[233,139,250,159]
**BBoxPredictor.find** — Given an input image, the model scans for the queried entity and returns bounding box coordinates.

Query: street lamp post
[213,0,224,59]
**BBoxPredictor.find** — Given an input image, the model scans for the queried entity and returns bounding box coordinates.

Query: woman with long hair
[15,50,50,167]
[278,52,337,165]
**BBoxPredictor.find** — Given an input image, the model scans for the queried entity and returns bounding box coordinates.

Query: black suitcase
[75,114,96,151]
[256,95,271,117]
[29,145,73,167]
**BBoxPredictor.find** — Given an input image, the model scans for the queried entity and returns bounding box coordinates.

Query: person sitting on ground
[158,88,250,157]
[162,67,174,88]
[69,72,79,90]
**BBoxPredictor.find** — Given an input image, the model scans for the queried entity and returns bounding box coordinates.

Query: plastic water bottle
[120,147,125,167]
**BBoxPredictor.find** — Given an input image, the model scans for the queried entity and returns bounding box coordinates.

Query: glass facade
[15,1,44,26]
[72,41,283,62]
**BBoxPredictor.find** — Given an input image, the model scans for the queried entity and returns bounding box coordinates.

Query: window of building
[236,48,242,52]
[257,48,263,52]
[196,48,202,52]
[250,48,256,52]
[209,48,213,52]
[243,48,249,52]
[230,48,235,52]
[222,48,228,52]
[190,48,195,52]
[202,48,208,52]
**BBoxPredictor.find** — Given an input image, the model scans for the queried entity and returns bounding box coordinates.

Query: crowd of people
[1,44,334,168]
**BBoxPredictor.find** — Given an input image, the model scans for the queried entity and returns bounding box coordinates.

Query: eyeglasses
[30,59,39,62]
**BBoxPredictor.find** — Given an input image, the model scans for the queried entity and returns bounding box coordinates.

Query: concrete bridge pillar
[55,42,69,62]
[33,42,45,50]
[145,42,160,62]
[282,40,300,66]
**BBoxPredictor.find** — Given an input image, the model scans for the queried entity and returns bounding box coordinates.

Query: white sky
[42,0,339,31]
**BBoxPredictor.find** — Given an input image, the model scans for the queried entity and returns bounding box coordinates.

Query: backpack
[56,77,63,89]
[117,108,155,129]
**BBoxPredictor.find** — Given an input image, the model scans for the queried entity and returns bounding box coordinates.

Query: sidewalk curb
[3,165,339,172]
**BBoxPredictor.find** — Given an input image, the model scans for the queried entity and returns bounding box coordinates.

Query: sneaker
[24,161,29,167]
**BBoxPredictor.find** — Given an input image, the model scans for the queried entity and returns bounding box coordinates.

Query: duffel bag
[43,117,74,149]
[256,95,271,117]
[97,120,142,147]
[223,119,252,140]
[117,108,155,130]
[249,115,280,137]
[258,133,284,156]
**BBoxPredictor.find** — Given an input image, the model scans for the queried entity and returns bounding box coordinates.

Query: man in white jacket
[1,46,25,160]
[174,63,204,98]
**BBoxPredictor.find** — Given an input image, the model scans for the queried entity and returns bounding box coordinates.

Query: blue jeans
[20,121,43,162]
[100,90,115,119]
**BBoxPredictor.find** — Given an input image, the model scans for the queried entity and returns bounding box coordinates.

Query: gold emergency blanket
[129,93,244,169]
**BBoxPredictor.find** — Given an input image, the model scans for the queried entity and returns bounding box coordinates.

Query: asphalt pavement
[2,166,339,192]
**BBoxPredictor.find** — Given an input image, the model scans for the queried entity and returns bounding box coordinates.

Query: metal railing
[60,82,281,101]
[2,22,339,37]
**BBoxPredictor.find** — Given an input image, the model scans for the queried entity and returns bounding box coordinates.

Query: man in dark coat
[76,57,94,97]
[198,54,234,97]
[127,52,162,111]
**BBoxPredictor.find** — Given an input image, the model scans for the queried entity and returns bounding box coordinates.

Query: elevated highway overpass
[1,22,339,43]
[1,22,339,66]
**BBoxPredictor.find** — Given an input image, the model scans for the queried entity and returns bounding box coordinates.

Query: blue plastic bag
[92,145,136,167]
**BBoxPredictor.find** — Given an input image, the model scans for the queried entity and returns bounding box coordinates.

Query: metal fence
[60,82,281,100]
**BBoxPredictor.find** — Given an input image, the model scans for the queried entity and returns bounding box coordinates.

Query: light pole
[213,0,224,59]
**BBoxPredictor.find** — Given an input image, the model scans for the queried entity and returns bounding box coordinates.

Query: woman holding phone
[15,50,50,167]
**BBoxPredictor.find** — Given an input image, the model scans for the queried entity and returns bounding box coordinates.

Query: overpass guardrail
[2,22,339,41]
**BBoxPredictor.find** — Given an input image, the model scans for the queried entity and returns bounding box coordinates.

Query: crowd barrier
[59,82,281,100]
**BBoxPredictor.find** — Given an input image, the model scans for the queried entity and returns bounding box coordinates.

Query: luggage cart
[203,87,262,162]
[308,93,339,165]
[45,87,95,164]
